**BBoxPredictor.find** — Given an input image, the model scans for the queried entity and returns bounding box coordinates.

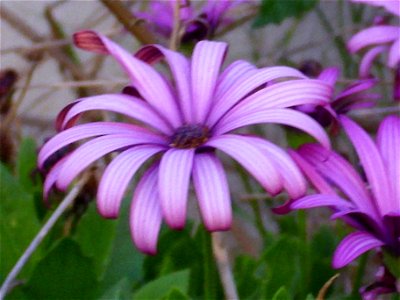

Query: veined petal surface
[348,26,399,53]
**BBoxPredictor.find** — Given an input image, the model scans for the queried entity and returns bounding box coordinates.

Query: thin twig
[211,232,239,300]
[169,0,182,50]
[0,175,89,299]
[100,0,156,44]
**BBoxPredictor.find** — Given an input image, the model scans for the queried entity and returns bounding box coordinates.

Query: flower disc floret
[170,124,210,149]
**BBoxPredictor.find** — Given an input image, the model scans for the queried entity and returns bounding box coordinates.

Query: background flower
[38,30,332,254]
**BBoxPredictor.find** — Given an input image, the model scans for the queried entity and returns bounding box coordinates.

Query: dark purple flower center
[170,124,210,149]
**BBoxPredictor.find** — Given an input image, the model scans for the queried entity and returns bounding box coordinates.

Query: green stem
[202,227,217,300]
[351,253,368,297]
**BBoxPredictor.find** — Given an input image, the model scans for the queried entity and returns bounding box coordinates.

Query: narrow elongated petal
[340,116,392,216]
[74,31,182,127]
[348,26,399,53]
[335,78,378,101]
[43,155,69,200]
[290,194,354,210]
[388,38,400,68]
[208,67,307,126]
[298,144,378,217]
[333,232,384,268]
[191,40,228,123]
[376,115,400,211]
[206,134,283,195]
[159,148,195,229]
[192,153,231,231]
[56,134,153,190]
[97,145,164,218]
[359,45,388,77]
[38,122,165,168]
[318,67,339,86]
[249,137,306,199]
[289,149,337,195]
[130,165,162,255]
[58,94,173,134]
[135,45,193,122]
[214,108,330,148]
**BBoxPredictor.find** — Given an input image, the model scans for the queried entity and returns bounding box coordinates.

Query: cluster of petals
[296,67,378,128]
[289,115,400,268]
[347,0,400,77]
[137,0,253,42]
[38,30,332,254]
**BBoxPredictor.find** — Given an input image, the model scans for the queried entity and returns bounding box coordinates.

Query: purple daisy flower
[296,67,379,128]
[38,30,332,254]
[137,0,254,42]
[289,115,400,268]
[348,0,400,101]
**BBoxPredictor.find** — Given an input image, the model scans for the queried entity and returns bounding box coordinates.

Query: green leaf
[234,255,261,299]
[272,287,291,300]
[133,269,190,300]
[98,278,129,300]
[24,239,98,299]
[0,163,41,281]
[162,288,190,300]
[254,0,318,27]
[74,203,117,279]
[16,138,38,193]
[383,252,400,279]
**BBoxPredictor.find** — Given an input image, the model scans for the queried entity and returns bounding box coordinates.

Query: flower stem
[202,227,217,300]
[0,175,88,299]
[212,232,239,300]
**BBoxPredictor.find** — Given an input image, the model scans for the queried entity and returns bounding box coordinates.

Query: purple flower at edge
[289,115,400,269]
[38,30,332,254]
[296,67,379,128]
[347,0,400,100]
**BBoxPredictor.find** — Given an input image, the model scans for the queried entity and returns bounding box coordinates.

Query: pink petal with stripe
[97,145,164,218]
[135,45,193,122]
[359,45,388,77]
[333,231,384,268]
[290,194,354,210]
[208,66,307,126]
[206,134,284,195]
[376,115,400,212]
[214,108,330,149]
[38,122,165,168]
[43,155,70,201]
[192,153,232,231]
[74,31,182,127]
[58,94,173,134]
[56,134,155,190]
[191,40,228,123]
[249,137,307,199]
[130,165,162,255]
[318,67,339,86]
[348,26,399,53]
[159,148,195,229]
[388,38,400,68]
[340,116,392,216]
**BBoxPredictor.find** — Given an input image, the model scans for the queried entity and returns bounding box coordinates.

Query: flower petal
[135,45,193,122]
[191,40,228,123]
[249,138,307,199]
[387,38,400,68]
[347,26,399,53]
[288,149,337,195]
[130,164,162,255]
[38,122,165,168]
[340,116,392,216]
[318,67,339,86]
[297,144,378,217]
[56,134,155,190]
[290,194,354,210]
[58,94,173,134]
[214,108,330,148]
[333,231,384,268]
[159,148,195,229]
[74,30,182,127]
[192,153,231,231]
[206,134,283,195]
[97,145,164,218]
[43,155,70,201]
[208,67,307,126]
[376,115,400,212]
[359,45,388,77]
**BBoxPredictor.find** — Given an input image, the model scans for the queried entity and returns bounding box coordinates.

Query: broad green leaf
[16,137,38,193]
[234,255,260,299]
[162,288,190,300]
[24,239,98,299]
[133,269,190,300]
[0,163,41,281]
[254,0,318,27]
[74,203,117,279]
[98,278,129,300]
[272,287,291,300]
